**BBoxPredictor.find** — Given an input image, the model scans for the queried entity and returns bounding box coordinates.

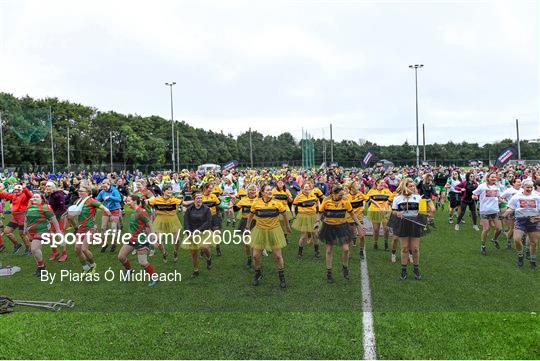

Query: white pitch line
[361,253,377,360]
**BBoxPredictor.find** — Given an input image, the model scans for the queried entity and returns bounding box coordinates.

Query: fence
[2,159,538,174]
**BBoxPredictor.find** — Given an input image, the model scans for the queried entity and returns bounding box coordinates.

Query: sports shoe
[413,267,422,280]
[252,270,263,286]
[342,266,350,280]
[278,272,286,289]
[448,218,453,224]
[517,255,524,267]
[400,268,408,280]
[149,248,155,257]
[100,245,108,253]
[391,253,397,263]
[314,250,321,259]
[48,252,59,261]
[245,257,252,269]
[481,246,487,256]
[22,248,31,256]
[191,270,200,278]
[262,249,269,256]
[326,271,334,284]
[89,264,97,274]
[473,225,480,231]
[531,261,537,270]
[491,239,500,249]
[148,279,159,287]
[13,243,22,254]
[454,224,460,231]
[110,244,117,253]
[58,253,68,263]
[34,266,46,278]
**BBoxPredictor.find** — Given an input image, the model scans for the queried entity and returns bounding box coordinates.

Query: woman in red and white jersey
[472,172,503,255]
[504,180,539,270]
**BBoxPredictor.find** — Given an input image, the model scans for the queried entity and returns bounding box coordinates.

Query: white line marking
[361,253,377,360]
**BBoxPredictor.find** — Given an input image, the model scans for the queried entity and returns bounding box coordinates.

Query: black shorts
[238,218,256,232]
[480,213,499,220]
[211,214,222,230]
[7,221,24,231]
[514,217,540,233]
[448,192,461,208]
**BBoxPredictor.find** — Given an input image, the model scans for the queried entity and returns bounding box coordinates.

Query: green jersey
[25,204,55,239]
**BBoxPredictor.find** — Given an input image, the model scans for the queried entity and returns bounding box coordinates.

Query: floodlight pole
[165,82,176,172]
[409,64,424,168]
[0,111,4,169]
[49,106,55,173]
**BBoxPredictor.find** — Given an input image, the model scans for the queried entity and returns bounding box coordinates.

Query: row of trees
[0,92,535,171]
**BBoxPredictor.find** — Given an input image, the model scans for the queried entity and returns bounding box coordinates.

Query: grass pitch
[0,209,538,359]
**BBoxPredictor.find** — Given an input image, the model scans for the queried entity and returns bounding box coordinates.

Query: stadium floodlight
[165,82,176,171]
[409,64,424,167]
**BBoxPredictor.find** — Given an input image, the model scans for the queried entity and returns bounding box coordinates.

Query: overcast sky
[0,0,538,145]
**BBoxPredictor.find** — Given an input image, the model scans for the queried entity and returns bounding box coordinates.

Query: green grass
[0,208,538,359]
[365,209,539,359]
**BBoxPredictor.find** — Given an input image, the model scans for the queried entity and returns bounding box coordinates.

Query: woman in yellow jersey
[315,185,362,283]
[148,184,183,263]
[366,178,394,250]
[291,183,320,259]
[236,184,258,268]
[247,184,288,289]
[272,180,293,242]
[309,181,325,204]
[201,183,223,256]
[344,181,367,260]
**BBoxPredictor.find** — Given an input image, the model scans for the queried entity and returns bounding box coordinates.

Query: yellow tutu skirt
[251,226,287,250]
[153,214,182,234]
[367,210,388,224]
[292,213,317,232]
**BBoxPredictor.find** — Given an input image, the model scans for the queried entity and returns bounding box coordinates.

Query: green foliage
[0,92,537,171]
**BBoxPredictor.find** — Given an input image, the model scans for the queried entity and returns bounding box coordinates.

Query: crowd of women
[0,162,538,288]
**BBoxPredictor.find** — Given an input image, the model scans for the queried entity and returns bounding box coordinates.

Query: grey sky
[0,0,538,145]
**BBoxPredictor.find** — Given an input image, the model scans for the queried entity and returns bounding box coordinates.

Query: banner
[223,160,238,171]
[494,147,516,168]
[362,150,375,167]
